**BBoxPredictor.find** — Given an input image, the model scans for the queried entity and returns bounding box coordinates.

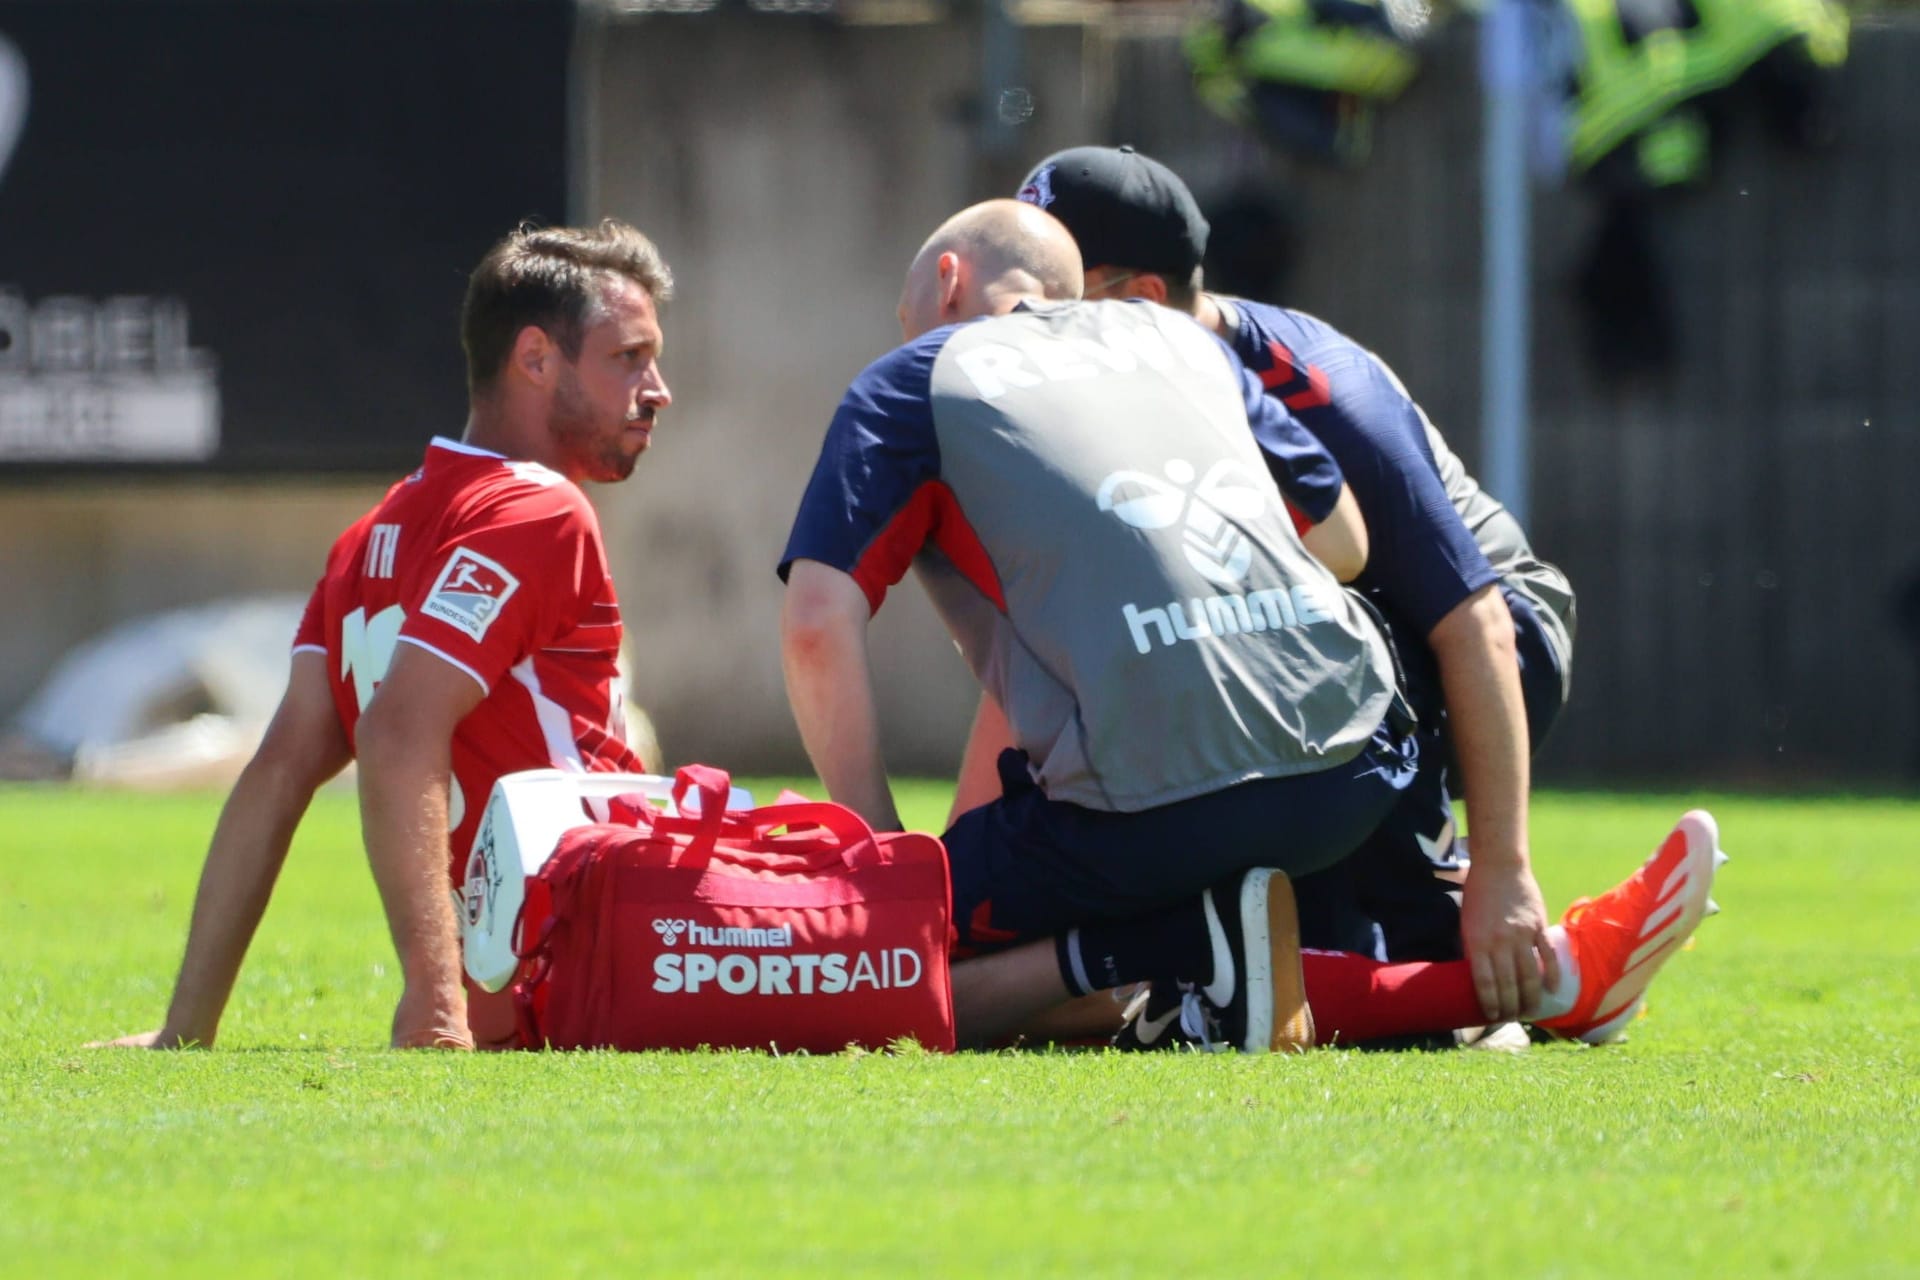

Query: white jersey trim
[395,634,491,695]
[511,656,585,772]
[428,435,507,460]
[290,643,327,657]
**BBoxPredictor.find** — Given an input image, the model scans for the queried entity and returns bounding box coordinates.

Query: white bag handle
[458,769,754,992]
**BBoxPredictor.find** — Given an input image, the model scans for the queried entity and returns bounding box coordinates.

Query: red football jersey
[293,437,642,876]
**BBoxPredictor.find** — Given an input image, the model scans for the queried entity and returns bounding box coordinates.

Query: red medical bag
[513,764,955,1054]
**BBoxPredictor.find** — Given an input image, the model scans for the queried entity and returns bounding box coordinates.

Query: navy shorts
[943,721,1418,952]
[1293,583,1570,960]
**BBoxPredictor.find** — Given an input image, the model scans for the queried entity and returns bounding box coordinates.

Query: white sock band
[1532,925,1579,1020]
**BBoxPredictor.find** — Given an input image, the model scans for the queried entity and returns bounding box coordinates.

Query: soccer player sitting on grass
[94,220,675,1052]
[780,199,1724,1052]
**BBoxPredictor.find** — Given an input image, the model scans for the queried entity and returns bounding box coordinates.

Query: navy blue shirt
[1219,298,1498,638]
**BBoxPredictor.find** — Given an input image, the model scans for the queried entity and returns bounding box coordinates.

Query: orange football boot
[1537,810,1727,1045]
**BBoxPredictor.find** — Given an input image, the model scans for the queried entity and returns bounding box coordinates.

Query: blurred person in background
[1016,145,1576,1031]
[94,220,673,1052]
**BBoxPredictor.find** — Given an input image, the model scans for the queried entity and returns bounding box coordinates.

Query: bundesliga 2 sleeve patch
[421,546,521,642]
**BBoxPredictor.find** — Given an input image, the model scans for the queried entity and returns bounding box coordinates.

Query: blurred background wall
[577,10,1107,772]
[2,0,1914,787]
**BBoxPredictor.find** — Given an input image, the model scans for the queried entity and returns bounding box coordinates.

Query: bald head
[897,199,1085,340]
[913,199,1085,298]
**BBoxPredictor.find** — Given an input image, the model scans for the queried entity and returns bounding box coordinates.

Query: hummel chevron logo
[1096,458,1271,586]
[1260,339,1332,411]
[1183,520,1251,584]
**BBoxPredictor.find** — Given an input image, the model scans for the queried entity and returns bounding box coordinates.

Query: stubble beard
[550,368,640,483]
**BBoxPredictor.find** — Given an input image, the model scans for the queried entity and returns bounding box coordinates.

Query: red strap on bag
[651,765,888,869]
[744,803,879,866]
[511,763,955,1054]
[623,764,731,864]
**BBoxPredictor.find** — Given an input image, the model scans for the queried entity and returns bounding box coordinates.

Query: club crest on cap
[1017,163,1057,210]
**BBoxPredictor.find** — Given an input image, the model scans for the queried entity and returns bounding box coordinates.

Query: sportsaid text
[652,949,925,996]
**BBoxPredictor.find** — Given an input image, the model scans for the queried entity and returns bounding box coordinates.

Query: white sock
[1531,925,1579,1020]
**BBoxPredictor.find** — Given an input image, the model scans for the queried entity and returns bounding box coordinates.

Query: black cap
[1015,145,1209,277]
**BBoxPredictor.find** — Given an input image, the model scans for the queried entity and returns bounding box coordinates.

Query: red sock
[1300,949,1488,1045]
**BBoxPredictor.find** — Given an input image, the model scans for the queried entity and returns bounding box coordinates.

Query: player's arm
[1284,354,1551,1019]
[353,643,485,1050]
[1299,485,1367,582]
[946,691,1014,828]
[94,652,350,1049]
[781,559,903,833]
[779,339,946,833]
[1429,584,1558,1021]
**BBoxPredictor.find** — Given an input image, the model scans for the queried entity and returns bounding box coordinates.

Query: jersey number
[341,604,405,711]
[340,603,465,829]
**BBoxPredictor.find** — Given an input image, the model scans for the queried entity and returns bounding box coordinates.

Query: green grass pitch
[3,783,1917,1277]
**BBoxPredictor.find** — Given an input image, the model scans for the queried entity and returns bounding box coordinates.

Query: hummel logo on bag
[651,919,797,950]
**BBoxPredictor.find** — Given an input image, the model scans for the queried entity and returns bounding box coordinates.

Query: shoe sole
[1233,869,1314,1054]
[1579,808,1723,1045]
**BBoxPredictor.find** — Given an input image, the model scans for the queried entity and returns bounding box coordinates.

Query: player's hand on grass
[1460,864,1560,1022]
[389,983,474,1051]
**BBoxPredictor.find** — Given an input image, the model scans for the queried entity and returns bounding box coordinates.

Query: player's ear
[509,324,559,390]
[1131,273,1170,305]
[935,251,966,318]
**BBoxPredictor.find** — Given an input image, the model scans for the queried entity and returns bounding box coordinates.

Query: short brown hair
[1158,265,1203,312]
[461,219,674,396]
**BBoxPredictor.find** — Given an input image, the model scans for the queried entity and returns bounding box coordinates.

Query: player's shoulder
[835,326,952,429]
[472,460,590,511]
[941,298,1223,374]
[428,442,594,523]
[854,325,952,392]
[1226,296,1427,421]
[427,437,578,494]
[1217,296,1362,361]
[321,470,424,571]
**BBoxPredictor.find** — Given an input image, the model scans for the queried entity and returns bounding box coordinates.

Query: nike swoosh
[1133,1003,1183,1045]
[1415,817,1456,865]
[1202,888,1235,1008]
